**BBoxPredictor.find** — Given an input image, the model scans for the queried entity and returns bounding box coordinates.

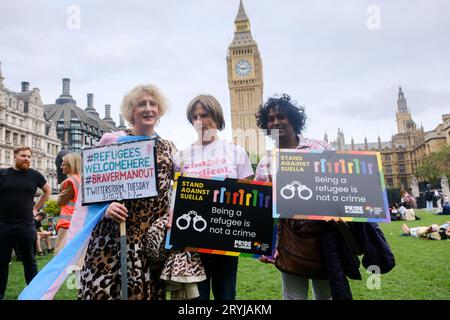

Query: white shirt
[173,139,254,179]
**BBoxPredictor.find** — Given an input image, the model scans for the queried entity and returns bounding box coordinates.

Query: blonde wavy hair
[63,153,81,175]
[120,84,168,125]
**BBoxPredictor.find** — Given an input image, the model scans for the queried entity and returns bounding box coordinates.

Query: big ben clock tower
[227,0,265,160]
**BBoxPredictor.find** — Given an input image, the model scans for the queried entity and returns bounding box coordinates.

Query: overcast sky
[1,0,449,149]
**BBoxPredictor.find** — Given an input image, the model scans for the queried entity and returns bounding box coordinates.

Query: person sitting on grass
[400,189,416,221]
[434,202,450,215]
[396,204,408,220]
[390,203,402,221]
[34,212,54,256]
[401,221,450,240]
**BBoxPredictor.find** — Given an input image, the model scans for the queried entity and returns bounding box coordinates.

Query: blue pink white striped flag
[18,134,151,300]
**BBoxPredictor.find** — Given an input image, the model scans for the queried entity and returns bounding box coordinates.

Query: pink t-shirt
[173,139,254,179]
[255,135,334,182]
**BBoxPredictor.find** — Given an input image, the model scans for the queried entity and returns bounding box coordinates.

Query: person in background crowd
[402,221,450,240]
[389,203,402,221]
[0,146,51,300]
[434,190,443,212]
[55,153,81,255]
[434,201,450,215]
[425,187,434,211]
[35,212,53,256]
[400,189,416,221]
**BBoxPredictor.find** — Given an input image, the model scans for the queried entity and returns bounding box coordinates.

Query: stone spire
[323,132,328,143]
[235,0,249,23]
[398,86,404,99]
[378,135,382,150]
[397,86,408,113]
[351,137,355,151]
[396,86,415,134]
[364,136,368,150]
[230,0,254,47]
[336,128,345,151]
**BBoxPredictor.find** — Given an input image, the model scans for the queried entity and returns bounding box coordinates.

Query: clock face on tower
[235,59,252,77]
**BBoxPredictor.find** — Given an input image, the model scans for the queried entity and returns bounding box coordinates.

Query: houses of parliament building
[328,87,450,189]
[1,0,448,192]
[226,1,450,190]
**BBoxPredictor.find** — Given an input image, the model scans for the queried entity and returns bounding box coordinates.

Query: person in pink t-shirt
[173,94,253,300]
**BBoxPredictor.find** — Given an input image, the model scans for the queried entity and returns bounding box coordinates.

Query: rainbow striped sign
[166,174,276,257]
[272,149,390,223]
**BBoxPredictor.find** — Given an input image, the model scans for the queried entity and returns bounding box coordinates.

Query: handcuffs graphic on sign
[280,181,313,200]
[175,210,208,232]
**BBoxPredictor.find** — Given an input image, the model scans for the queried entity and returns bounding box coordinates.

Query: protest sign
[166,175,274,256]
[273,149,390,222]
[81,139,157,205]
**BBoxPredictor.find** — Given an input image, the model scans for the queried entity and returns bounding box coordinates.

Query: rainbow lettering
[313,158,374,175]
[213,187,271,208]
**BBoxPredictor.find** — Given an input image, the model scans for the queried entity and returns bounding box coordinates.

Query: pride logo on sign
[313,159,374,175]
[212,187,271,208]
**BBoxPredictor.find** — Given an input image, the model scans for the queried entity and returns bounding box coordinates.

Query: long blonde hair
[63,153,81,176]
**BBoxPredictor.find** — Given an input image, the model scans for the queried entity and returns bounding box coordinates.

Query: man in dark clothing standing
[425,188,434,211]
[0,146,51,300]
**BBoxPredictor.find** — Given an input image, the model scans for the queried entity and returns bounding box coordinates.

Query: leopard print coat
[144,189,206,299]
[78,133,176,300]
[146,214,206,280]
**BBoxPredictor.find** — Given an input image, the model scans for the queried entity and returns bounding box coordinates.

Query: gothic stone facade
[330,87,450,189]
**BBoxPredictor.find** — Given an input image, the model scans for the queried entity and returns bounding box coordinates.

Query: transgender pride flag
[19,133,150,300]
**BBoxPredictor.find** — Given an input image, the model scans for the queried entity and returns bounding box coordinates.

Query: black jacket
[320,222,395,300]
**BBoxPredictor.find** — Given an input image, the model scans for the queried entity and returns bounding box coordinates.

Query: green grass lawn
[3,210,449,300]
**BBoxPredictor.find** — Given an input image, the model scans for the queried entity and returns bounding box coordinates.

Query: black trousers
[0,222,38,298]
[197,254,239,300]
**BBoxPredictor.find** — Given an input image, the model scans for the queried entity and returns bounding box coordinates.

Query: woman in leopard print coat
[78,84,176,300]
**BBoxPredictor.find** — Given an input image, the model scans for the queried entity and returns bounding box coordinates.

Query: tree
[416,145,450,184]
[42,199,60,217]
[249,153,261,174]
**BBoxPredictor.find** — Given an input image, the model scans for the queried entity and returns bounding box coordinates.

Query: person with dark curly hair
[254,94,335,300]
[255,93,331,164]
[256,94,307,144]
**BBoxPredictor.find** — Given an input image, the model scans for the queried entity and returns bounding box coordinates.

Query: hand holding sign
[105,202,128,223]
[259,249,278,264]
